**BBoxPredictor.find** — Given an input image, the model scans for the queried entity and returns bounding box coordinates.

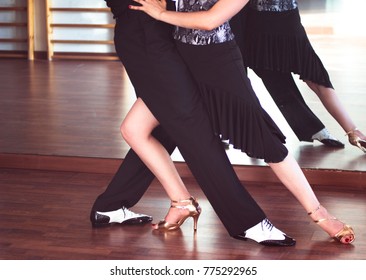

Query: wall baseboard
[1,153,365,190]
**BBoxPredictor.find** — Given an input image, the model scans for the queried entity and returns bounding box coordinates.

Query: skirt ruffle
[198,83,288,163]
[243,8,333,88]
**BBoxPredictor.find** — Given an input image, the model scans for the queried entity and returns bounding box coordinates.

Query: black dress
[174,0,288,163]
[229,1,331,142]
[243,6,333,88]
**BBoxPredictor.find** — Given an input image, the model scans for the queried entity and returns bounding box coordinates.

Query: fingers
[129,0,144,11]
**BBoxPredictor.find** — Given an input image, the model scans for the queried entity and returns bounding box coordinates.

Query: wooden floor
[1,0,366,261]
[1,168,365,260]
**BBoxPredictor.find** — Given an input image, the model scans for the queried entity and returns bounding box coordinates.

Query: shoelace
[122,207,144,218]
[121,207,132,218]
[261,218,274,232]
[312,128,340,141]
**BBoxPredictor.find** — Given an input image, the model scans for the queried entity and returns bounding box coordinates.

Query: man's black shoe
[91,207,152,228]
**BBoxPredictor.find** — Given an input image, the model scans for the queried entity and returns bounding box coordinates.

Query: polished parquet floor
[1,168,365,260]
[1,0,366,261]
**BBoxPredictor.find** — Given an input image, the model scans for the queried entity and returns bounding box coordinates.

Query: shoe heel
[192,213,200,232]
[154,196,202,233]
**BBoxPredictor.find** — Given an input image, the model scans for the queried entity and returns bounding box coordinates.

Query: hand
[129,0,167,21]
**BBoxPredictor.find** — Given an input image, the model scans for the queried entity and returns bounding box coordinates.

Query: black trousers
[91,8,265,236]
[252,68,325,142]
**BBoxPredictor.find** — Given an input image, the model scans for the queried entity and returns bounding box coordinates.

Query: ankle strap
[345,127,359,135]
[170,196,195,209]
[307,204,339,224]
[171,196,194,204]
[307,204,321,215]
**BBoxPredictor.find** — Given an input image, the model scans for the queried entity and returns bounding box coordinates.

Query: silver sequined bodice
[173,0,235,45]
[249,0,298,12]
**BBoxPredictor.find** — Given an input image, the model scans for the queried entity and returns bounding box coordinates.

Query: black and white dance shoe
[91,207,152,228]
[311,128,344,148]
[233,218,296,246]
[221,139,231,150]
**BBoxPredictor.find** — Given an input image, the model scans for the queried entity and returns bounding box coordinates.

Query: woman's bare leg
[268,154,354,243]
[305,81,366,149]
[121,98,194,226]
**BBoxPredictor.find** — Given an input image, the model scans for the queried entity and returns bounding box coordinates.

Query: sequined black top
[249,0,298,12]
[173,0,235,45]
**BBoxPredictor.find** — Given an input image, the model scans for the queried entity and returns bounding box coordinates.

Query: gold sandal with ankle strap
[153,196,201,232]
[346,128,366,153]
[308,205,355,244]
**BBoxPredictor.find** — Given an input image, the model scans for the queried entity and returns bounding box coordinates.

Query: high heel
[307,205,355,244]
[346,128,366,153]
[153,196,201,232]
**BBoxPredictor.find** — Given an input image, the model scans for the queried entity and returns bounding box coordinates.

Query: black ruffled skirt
[243,7,333,88]
[176,40,288,163]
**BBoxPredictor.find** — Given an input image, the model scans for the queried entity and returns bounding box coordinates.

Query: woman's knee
[120,120,138,144]
[120,118,154,146]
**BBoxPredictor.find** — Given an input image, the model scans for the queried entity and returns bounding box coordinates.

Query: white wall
[0,0,115,53]
[0,0,29,51]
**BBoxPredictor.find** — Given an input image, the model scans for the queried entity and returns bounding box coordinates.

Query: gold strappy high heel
[153,196,201,232]
[307,205,355,244]
[346,128,366,153]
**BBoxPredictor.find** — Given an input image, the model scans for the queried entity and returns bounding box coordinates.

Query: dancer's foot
[308,204,355,244]
[152,196,201,232]
[346,128,366,153]
[90,207,152,227]
[233,218,296,246]
[312,128,344,148]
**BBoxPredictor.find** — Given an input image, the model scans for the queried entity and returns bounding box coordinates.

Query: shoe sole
[233,235,296,247]
[319,139,345,148]
[91,216,153,228]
